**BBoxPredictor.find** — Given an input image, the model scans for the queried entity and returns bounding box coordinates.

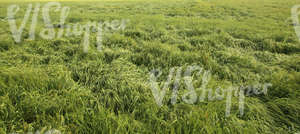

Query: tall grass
[0,0,299,133]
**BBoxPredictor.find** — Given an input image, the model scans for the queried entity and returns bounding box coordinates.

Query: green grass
[0,0,299,133]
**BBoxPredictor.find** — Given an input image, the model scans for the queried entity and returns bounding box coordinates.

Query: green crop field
[0,0,299,133]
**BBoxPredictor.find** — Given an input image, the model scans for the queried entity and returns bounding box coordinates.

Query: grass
[0,0,299,133]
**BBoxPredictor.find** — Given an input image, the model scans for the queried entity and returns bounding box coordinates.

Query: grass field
[0,0,299,133]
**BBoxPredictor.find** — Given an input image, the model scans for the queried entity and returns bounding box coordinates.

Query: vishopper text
[292,5,300,42]
[149,65,272,117]
[7,2,129,52]
[10,128,61,134]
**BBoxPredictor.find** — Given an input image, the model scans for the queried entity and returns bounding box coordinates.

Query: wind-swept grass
[0,0,299,133]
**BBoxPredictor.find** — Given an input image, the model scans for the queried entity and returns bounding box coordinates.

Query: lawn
[0,0,299,133]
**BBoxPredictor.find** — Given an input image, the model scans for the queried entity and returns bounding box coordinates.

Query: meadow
[0,0,299,133]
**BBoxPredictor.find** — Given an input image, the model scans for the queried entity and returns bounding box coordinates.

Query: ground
[0,0,299,133]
